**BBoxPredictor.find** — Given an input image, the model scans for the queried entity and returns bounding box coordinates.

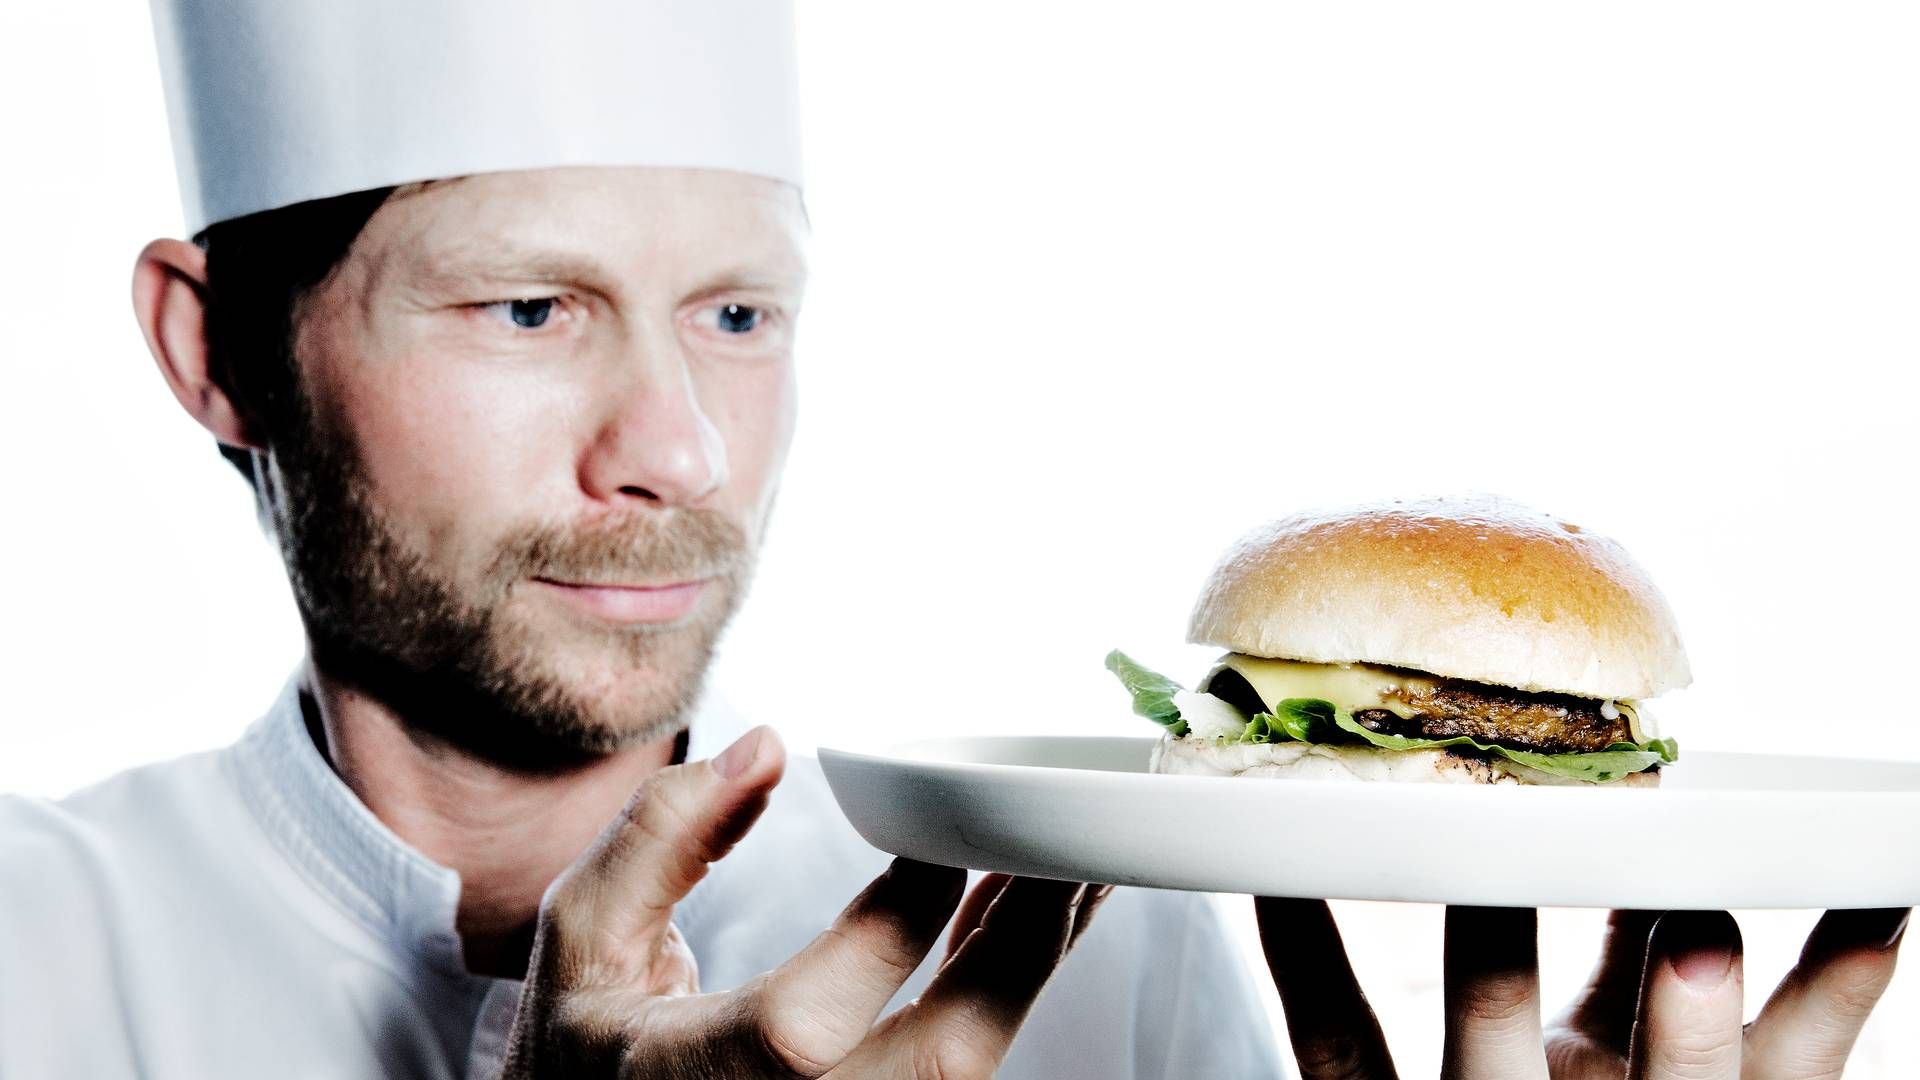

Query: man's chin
[468,610,724,750]
[506,655,712,750]
[310,625,713,771]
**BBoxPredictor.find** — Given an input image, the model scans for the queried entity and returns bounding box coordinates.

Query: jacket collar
[226,669,751,979]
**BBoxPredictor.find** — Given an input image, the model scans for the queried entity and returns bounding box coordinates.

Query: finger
[1255,896,1398,1080]
[1065,883,1116,951]
[946,874,1014,962]
[1742,907,1909,1080]
[1628,910,1744,1080]
[544,726,786,963]
[868,877,1091,1077]
[730,858,967,1076]
[1549,908,1662,1065]
[1441,907,1547,1080]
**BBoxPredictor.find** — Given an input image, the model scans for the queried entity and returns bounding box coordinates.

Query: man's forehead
[361,165,808,286]
[389,165,802,209]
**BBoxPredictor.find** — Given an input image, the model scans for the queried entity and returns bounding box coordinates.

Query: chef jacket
[0,675,1286,1077]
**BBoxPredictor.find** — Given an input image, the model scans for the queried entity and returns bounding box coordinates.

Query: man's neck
[298,662,684,981]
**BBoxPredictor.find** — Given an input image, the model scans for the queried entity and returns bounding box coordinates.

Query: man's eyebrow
[683,266,808,299]
[410,247,616,292]
[400,245,808,300]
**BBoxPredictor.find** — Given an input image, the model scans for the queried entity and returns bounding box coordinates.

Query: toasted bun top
[1187,495,1691,699]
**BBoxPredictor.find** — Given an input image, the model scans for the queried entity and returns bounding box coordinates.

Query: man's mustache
[487,508,748,585]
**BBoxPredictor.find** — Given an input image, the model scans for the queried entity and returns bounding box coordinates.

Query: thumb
[542,726,786,961]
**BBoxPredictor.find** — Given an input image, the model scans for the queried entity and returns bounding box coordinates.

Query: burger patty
[1354,683,1634,755]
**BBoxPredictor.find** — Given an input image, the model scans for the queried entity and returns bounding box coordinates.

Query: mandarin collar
[225,671,753,980]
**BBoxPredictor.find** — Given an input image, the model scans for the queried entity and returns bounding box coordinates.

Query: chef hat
[149,0,803,235]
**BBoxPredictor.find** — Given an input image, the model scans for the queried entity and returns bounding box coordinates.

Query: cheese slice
[1200,654,1441,720]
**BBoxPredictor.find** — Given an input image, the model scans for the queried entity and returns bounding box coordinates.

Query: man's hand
[1256,898,1908,1079]
[498,727,1110,1079]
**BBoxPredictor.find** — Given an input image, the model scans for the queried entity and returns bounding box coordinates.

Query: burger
[1107,495,1686,786]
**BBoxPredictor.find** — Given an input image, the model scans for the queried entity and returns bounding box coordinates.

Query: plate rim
[817,736,1920,802]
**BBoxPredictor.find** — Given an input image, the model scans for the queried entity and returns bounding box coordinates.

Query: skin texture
[133,166,1108,1076]
[1258,898,1909,1079]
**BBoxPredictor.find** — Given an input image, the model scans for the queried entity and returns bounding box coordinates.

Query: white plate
[818,736,1920,909]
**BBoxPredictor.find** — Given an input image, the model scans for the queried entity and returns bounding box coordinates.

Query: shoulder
[0,791,113,898]
[0,789,134,1046]
[0,747,240,951]
[8,745,233,864]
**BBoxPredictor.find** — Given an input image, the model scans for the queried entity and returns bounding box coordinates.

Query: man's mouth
[529,577,711,624]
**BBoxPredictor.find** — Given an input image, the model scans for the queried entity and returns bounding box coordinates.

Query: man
[0,1,1904,1077]
[0,1,1282,1076]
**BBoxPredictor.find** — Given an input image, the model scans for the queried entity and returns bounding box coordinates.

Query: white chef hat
[149,0,803,235]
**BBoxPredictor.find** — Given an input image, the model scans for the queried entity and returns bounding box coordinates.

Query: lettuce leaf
[1103,649,1189,736]
[1239,712,1278,744]
[1272,697,1342,743]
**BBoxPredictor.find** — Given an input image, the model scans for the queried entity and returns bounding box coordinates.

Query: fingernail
[1810,908,1912,953]
[713,728,763,779]
[1653,911,1739,988]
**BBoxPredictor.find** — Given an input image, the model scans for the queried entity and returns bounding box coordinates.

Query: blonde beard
[269,390,756,767]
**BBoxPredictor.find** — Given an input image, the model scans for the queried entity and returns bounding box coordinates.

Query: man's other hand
[1256,898,1907,1079]
[498,727,1110,1079]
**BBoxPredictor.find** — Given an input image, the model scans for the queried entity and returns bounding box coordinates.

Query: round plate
[817,736,1920,909]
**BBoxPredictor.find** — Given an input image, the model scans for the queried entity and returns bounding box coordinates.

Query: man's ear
[132,238,260,451]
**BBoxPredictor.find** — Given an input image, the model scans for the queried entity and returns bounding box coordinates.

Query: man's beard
[267,395,755,772]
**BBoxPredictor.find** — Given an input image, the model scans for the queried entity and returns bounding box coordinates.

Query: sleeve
[1129,890,1294,1079]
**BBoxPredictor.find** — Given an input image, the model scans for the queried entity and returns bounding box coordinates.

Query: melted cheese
[1201,654,1440,719]
[1620,701,1654,743]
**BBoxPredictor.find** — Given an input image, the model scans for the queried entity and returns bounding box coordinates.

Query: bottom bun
[1149,734,1661,788]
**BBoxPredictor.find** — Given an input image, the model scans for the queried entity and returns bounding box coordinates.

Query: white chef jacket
[0,676,1286,1078]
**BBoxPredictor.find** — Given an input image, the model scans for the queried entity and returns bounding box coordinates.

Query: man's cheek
[708,379,796,510]
[359,363,584,504]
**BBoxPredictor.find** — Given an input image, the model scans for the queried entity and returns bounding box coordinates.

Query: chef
[2,1,1907,1077]
[0,0,1282,1076]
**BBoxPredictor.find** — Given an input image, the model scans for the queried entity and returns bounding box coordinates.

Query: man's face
[271,166,806,761]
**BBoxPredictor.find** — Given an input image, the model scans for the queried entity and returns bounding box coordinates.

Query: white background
[3,2,1916,1075]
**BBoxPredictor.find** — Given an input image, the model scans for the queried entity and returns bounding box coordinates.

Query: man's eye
[479,298,558,329]
[713,303,762,335]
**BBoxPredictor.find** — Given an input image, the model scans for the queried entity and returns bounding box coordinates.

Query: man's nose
[577,344,729,507]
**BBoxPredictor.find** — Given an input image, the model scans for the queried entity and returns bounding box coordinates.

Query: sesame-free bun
[1186,495,1691,700]
[1149,732,1661,788]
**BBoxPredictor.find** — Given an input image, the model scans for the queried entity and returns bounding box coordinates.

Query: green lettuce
[1103,649,1189,736]
[1104,649,1677,783]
